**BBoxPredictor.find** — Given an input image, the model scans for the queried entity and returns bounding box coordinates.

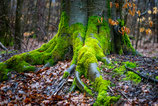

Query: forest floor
[0,41,158,105]
[0,54,158,105]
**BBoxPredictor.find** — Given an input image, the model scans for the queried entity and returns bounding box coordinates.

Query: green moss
[70,79,77,92]
[84,86,93,96]
[77,46,98,77]
[123,71,141,84]
[123,61,136,68]
[63,71,70,79]
[113,65,126,75]
[76,16,111,77]
[112,61,141,84]
[0,63,10,81]
[122,34,136,54]
[70,23,85,65]
[118,49,123,55]
[93,76,120,106]
[86,16,111,54]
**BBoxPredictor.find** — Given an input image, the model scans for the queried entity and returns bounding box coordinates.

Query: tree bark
[14,0,24,50]
[0,0,12,46]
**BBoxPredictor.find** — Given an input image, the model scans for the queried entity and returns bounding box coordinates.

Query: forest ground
[0,37,158,105]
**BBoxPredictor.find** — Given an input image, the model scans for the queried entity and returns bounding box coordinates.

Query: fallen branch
[0,42,8,50]
[108,86,115,95]
[0,42,8,55]
[125,66,158,83]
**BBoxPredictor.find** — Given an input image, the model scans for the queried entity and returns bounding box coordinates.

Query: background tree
[14,0,24,50]
[0,0,12,46]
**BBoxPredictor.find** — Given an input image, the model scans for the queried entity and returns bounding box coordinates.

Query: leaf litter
[0,54,158,105]
[0,60,94,105]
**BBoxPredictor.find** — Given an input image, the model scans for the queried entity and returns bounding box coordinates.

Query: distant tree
[14,0,24,50]
[0,0,12,46]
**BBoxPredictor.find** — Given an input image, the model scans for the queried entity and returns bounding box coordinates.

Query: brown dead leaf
[23,97,31,104]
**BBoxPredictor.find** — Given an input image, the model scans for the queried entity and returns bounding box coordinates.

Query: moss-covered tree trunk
[0,0,137,105]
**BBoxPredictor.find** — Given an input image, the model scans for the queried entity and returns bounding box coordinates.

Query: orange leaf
[149,21,153,27]
[110,2,113,8]
[121,27,125,35]
[115,20,119,25]
[129,9,133,16]
[132,8,136,16]
[124,27,130,34]
[132,3,136,7]
[128,2,132,7]
[98,18,101,24]
[23,97,31,103]
[108,18,112,24]
[115,3,119,8]
[101,17,103,23]
[123,3,128,8]
[140,27,145,32]
[137,10,141,16]
[146,28,152,35]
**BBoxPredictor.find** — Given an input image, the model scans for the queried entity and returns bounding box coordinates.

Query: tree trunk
[0,0,137,105]
[14,0,24,50]
[0,0,12,46]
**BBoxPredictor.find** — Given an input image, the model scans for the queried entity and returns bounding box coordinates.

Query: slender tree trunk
[14,0,23,50]
[46,0,52,36]
[0,0,12,46]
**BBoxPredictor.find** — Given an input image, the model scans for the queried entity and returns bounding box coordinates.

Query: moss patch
[93,76,120,106]
[63,71,70,79]
[84,85,93,96]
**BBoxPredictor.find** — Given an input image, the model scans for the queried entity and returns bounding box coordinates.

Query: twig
[108,86,115,95]
[0,42,8,55]
[0,42,8,51]
[125,65,158,83]
[120,91,132,104]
